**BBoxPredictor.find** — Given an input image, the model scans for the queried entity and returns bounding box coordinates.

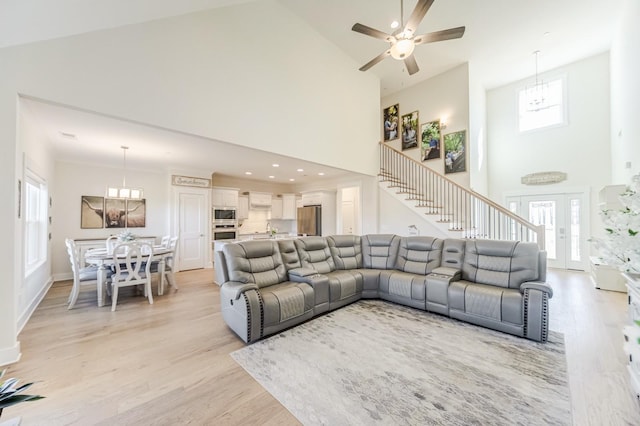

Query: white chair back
[110,241,154,311]
[160,235,171,248]
[106,236,118,255]
[65,238,100,309]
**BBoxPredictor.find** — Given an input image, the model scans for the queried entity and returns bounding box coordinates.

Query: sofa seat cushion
[379,272,427,307]
[324,270,363,302]
[260,282,314,327]
[448,281,523,325]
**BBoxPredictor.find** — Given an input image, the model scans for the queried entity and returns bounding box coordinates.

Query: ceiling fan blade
[404,55,419,75]
[414,26,466,45]
[351,23,394,42]
[404,0,435,35]
[359,50,391,72]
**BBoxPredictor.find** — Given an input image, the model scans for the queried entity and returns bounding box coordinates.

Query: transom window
[518,76,566,132]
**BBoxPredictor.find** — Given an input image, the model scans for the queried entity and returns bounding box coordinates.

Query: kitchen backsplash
[238,209,296,235]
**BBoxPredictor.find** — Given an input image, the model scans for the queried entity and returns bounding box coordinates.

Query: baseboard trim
[17,277,54,335]
[53,272,72,282]
[0,342,21,367]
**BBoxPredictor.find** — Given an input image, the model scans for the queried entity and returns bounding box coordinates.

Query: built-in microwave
[213,207,236,221]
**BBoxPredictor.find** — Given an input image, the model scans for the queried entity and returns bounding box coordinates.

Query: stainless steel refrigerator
[297,205,322,236]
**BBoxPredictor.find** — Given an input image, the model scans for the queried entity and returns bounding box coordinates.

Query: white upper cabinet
[271,198,283,219]
[212,187,238,208]
[281,194,297,220]
[237,195,249,220]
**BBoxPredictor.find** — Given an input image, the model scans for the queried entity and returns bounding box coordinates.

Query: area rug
[231,300,571,425]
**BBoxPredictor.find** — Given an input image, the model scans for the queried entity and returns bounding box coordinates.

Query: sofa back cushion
[327,235,362,269]
[223,240,287,288]
[362,234,400,270]
[294,237,335,274]
[442,238,466,270]
[395,236,443,274]
[462,240,540,289]
[277,239,302,271]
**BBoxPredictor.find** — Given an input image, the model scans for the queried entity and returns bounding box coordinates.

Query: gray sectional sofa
[218,235,553,344]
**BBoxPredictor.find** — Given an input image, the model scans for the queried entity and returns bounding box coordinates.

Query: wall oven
[213,224,238,241]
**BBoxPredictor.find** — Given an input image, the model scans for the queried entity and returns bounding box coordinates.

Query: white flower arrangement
[118,230,137,242]
[592,174,640,274]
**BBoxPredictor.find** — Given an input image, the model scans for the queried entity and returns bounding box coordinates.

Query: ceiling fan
[351,0,465,75]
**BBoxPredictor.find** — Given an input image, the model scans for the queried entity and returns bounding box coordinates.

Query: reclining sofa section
[219,235,552,344]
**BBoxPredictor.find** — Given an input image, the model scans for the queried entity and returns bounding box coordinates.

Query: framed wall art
[420,120,441,161]
[125,199,146,228]
[81,196,104,229]
[383,104,399,142]
[444,130,467,174]
[401,110,419,150]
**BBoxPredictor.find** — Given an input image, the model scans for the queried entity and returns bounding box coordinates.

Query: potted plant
[0,369,44,419]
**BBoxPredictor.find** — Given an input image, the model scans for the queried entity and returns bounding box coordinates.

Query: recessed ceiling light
[245,171,252,175]
[268,175,275,179]
[318,172,325,176]
[272,163,280,167]
[289,178,295,182]
[297,168,304,172]
[390,20,399,29]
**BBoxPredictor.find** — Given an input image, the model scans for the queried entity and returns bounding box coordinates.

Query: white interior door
[341,200,355,234]
[506,192,587,270]
[178,190,207,271]
[338,185,361,235]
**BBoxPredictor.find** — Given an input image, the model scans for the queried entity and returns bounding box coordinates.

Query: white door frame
[504,186,590,271]
[171,185,211,270]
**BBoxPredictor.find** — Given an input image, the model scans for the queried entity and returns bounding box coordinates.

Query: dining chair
[105,235,118,254]
[65,238,111,309]
[151,236,179,294]
[160,235,171,248]
[110,241,154,311]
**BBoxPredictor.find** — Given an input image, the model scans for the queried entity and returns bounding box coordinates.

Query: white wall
[610,0,640,183]
[0,1,380,364]
[468,63,488,195]
[380,63,471,188]
[487,52,611,242]
[378,189,447,238]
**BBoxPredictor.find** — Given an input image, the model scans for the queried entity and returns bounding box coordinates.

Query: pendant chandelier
[106,146,143,199]
[524,50,550,112]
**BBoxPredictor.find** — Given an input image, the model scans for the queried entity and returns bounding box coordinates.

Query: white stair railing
[379,142,545,249]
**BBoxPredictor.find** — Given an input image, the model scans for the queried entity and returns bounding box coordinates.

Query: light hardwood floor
[4,268,640,425]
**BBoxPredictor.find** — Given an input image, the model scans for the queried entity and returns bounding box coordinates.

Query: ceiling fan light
[390,38,415,60]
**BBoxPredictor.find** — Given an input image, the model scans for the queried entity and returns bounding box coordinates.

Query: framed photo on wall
[383,104,399,142]
[444,130,467,174]
[104,198,126,228]
[420,120,441,161]
[81,196,104,229]
[401,110,419,150]
[125,199,146,228]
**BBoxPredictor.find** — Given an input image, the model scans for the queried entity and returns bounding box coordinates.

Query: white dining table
[84,245,174,307]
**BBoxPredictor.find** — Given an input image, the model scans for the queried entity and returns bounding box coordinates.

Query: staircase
[379,142,545,249]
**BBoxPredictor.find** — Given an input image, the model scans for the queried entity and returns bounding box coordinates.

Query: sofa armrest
[288,267,319,278]
[221,281,260,300]
[520,281,553,298]
[431,266,461,281]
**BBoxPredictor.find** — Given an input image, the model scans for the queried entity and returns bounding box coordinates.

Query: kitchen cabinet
[271,198,283,219]
[282,194,297,220]
[237,196,249,220]
[212,187,238,208]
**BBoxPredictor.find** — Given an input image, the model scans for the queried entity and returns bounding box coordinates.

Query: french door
[506,192,588,270]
